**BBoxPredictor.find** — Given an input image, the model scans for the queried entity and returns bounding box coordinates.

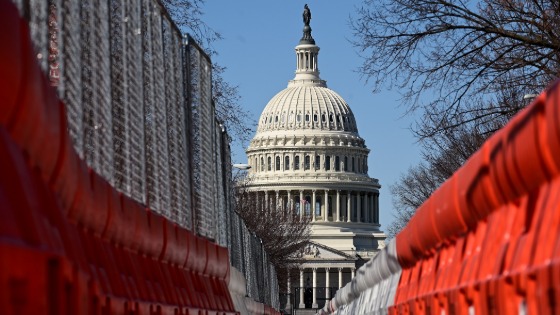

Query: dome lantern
[291,4,326,87]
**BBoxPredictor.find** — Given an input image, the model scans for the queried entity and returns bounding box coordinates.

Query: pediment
[295,241,355,261]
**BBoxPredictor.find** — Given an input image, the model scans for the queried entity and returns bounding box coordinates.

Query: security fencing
[12,0,278,309]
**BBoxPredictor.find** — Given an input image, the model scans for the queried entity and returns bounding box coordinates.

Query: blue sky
[201,1,422,231]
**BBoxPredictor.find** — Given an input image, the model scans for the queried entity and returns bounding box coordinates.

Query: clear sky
[201,1,422,232]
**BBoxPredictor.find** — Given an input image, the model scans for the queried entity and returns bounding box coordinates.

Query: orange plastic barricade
[324,85,560,314]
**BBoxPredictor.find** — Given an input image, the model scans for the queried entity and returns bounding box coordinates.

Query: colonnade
[253,189,380,224]
[285,267,356,309]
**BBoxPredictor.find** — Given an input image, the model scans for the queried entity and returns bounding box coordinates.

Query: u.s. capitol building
[243,5,387,310]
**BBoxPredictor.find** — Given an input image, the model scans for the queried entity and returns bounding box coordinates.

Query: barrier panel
[317,61,560,315]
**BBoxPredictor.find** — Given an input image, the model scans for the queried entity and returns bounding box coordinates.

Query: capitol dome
[257,85,359,134]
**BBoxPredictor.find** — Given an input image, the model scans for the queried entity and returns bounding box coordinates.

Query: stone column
[347,192,352,222]
[299,190,304,218]
[287,190,292,215]
[338,268,343,288]
[351,267,355,279]
[286,272,292,311]
[375,193,379,224]
[357,192,362,223]
[312,190,316,221]
[336,190,341,222]
[312,268,318,308]
[323,190,328,220]
[369,193,374,223]
[275,190,280,212]
[366,193,371,223]
[265,191,269,214]
[299,269,305,309]
[325,268,330,300]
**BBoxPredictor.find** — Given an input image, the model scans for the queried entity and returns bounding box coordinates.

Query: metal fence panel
[16,0,280,308]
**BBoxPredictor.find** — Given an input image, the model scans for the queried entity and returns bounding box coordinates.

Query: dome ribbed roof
[257,85,358,133]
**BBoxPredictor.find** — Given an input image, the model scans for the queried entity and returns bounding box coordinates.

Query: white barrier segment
[245,298,265,315]
[228,266,250,314]
[318,240,402,315]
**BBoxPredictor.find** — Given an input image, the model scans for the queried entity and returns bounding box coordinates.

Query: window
[357,158,361,173]
[275,116,278,122]
[304,155,310,170]
[285,156,290,170]
[276,156,280,171]
[315,155,321,170]
[326,156,331,170]
[335,156,340,171]
[352,157,355,172]
[297,114,302,122]
[267,157,271,171]
[260,157,264,171]
[305,114,310,122]
[314,114,318,122]
[315,197,321,216]
[305,196,311,216]
[344,156,348,171]
[329,114,334,122]
[295,156,300,170]
[322,114,326,122]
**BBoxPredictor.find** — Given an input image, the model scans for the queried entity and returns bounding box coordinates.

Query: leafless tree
[352,0,560,139]
[387,86,527,237]
[234,184,311,288]
[353,0,559,235]
[161,0,255,145]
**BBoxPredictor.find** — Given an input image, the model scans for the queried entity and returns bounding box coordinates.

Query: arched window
[305,196,311,216]
[315,155,321,170]
[313,114,318,122]
[329,114,334,122]
[305,114,310,122]
[295,156,300,170]
[335,156,340,171]
[344,156,348,171]
[352,157,355,172]
[326,156,331,170]
[304,155,310,170]
[261,157,264,171]
[267,157,272,171]
[275,156,280,171]
[285,156,290,170]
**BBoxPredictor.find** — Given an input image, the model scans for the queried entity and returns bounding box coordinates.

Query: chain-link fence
[14,0,279,309]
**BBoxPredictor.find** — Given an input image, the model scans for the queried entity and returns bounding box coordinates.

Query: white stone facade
[244,15,387,310]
